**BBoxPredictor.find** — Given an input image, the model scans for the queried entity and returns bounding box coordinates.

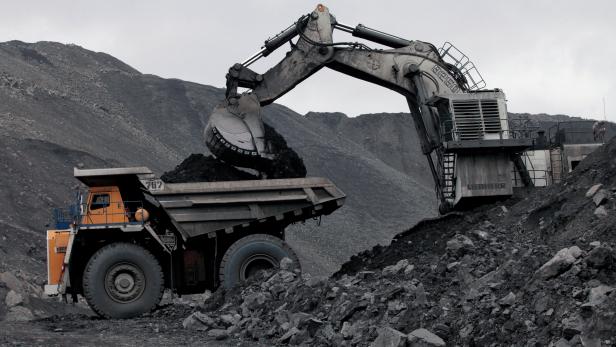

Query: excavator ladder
[441,152,456,200]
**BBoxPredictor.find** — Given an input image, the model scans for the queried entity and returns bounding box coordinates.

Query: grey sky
[1,1,615,120]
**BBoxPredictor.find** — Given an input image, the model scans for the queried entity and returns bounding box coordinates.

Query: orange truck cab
[45,168,152,296]
[81,186,130,225]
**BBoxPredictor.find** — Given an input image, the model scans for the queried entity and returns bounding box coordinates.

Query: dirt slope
[172,137,616,346]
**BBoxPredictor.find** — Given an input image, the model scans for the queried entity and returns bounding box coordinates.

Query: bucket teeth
[205,126,270,170]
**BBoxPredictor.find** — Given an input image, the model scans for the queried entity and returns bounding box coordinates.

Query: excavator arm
[205,4,494,210]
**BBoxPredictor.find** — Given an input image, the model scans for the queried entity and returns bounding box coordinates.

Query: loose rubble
[179,137,616,346]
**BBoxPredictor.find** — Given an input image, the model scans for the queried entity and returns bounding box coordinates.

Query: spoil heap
[162,123,306,183]
[182,138,616,346]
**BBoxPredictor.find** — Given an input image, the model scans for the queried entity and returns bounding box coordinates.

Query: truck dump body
[151,177,345,240]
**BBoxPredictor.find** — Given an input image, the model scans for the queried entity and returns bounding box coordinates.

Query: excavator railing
[439,42,486,91]
[513,168,550,187]
[440,120,528,143]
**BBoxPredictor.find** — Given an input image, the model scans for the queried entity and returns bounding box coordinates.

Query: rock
[220,313,240,326]
[586,246,613,268]
[0,272,23,292]
[370,327,407,347]
[535,246,582,279]
[289,312,312,329]
[183,312,216,331]
[534,295,549,313]
[289,329,310,345]
[4,290,23,307]
[300,317,323,337]
[404,264,415,275]
[341,321,353,339]
[586,285,614,307]
[243,292,270,310]
[589,241,601,248]
[305,276,327,288]
[407,328,446,346]
[459,324,474,339]
[383,259,410,276]
[499,292,516,306]
[471,229,489,240]
[554,337,573,347]
[280,257,294,271]
[413,283,428,307]
[592,189,609,206]
[278,327,300,343]
[207,328,229,340]
[4,306,34,322]
[562,315,584,339]
[585,184,603,198]
[446,234,475,256]
[580,335,602,347]
[446,262,460,271]
[594,206,608,218]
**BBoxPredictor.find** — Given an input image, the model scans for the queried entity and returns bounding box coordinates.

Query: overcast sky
[1,1,614,120]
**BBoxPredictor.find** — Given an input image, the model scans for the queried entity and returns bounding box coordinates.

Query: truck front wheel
[82,243,164,319]
[219,234,300,289]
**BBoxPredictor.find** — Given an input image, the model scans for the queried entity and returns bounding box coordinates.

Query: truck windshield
[91,194,110,210]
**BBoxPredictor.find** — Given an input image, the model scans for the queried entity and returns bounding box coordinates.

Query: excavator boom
[205,4,532,211]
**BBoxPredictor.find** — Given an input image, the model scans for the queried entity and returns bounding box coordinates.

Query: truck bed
[148,177,345,240]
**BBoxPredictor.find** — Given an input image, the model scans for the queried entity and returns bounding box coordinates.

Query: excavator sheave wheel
[219,234,300,289]
[82,243,164,319]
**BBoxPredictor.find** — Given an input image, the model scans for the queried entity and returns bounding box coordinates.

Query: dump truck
[46,167,345,318]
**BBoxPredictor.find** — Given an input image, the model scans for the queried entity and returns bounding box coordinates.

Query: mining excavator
[205,4,533,213]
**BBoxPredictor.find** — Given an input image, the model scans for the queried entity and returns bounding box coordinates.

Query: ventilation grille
[451,99,503,140]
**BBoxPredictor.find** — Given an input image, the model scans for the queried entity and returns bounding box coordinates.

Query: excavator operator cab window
[90,193,110,210]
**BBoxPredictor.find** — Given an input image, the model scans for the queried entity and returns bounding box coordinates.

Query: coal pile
[262,123,307,179]
[162,123,306,183]
[161,154,258,183]
[180,138,616,346]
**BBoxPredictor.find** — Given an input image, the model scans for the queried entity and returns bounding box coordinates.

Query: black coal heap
[161,123,306,183]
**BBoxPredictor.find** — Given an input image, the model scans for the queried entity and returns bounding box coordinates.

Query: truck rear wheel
[219,234,300,289]
[82,243,164,319]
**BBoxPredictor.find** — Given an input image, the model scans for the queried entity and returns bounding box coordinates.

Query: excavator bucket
[204,94,273,169]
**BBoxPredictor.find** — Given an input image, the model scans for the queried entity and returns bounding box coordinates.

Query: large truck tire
[219,234,300,289]
[82,243,164,319]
